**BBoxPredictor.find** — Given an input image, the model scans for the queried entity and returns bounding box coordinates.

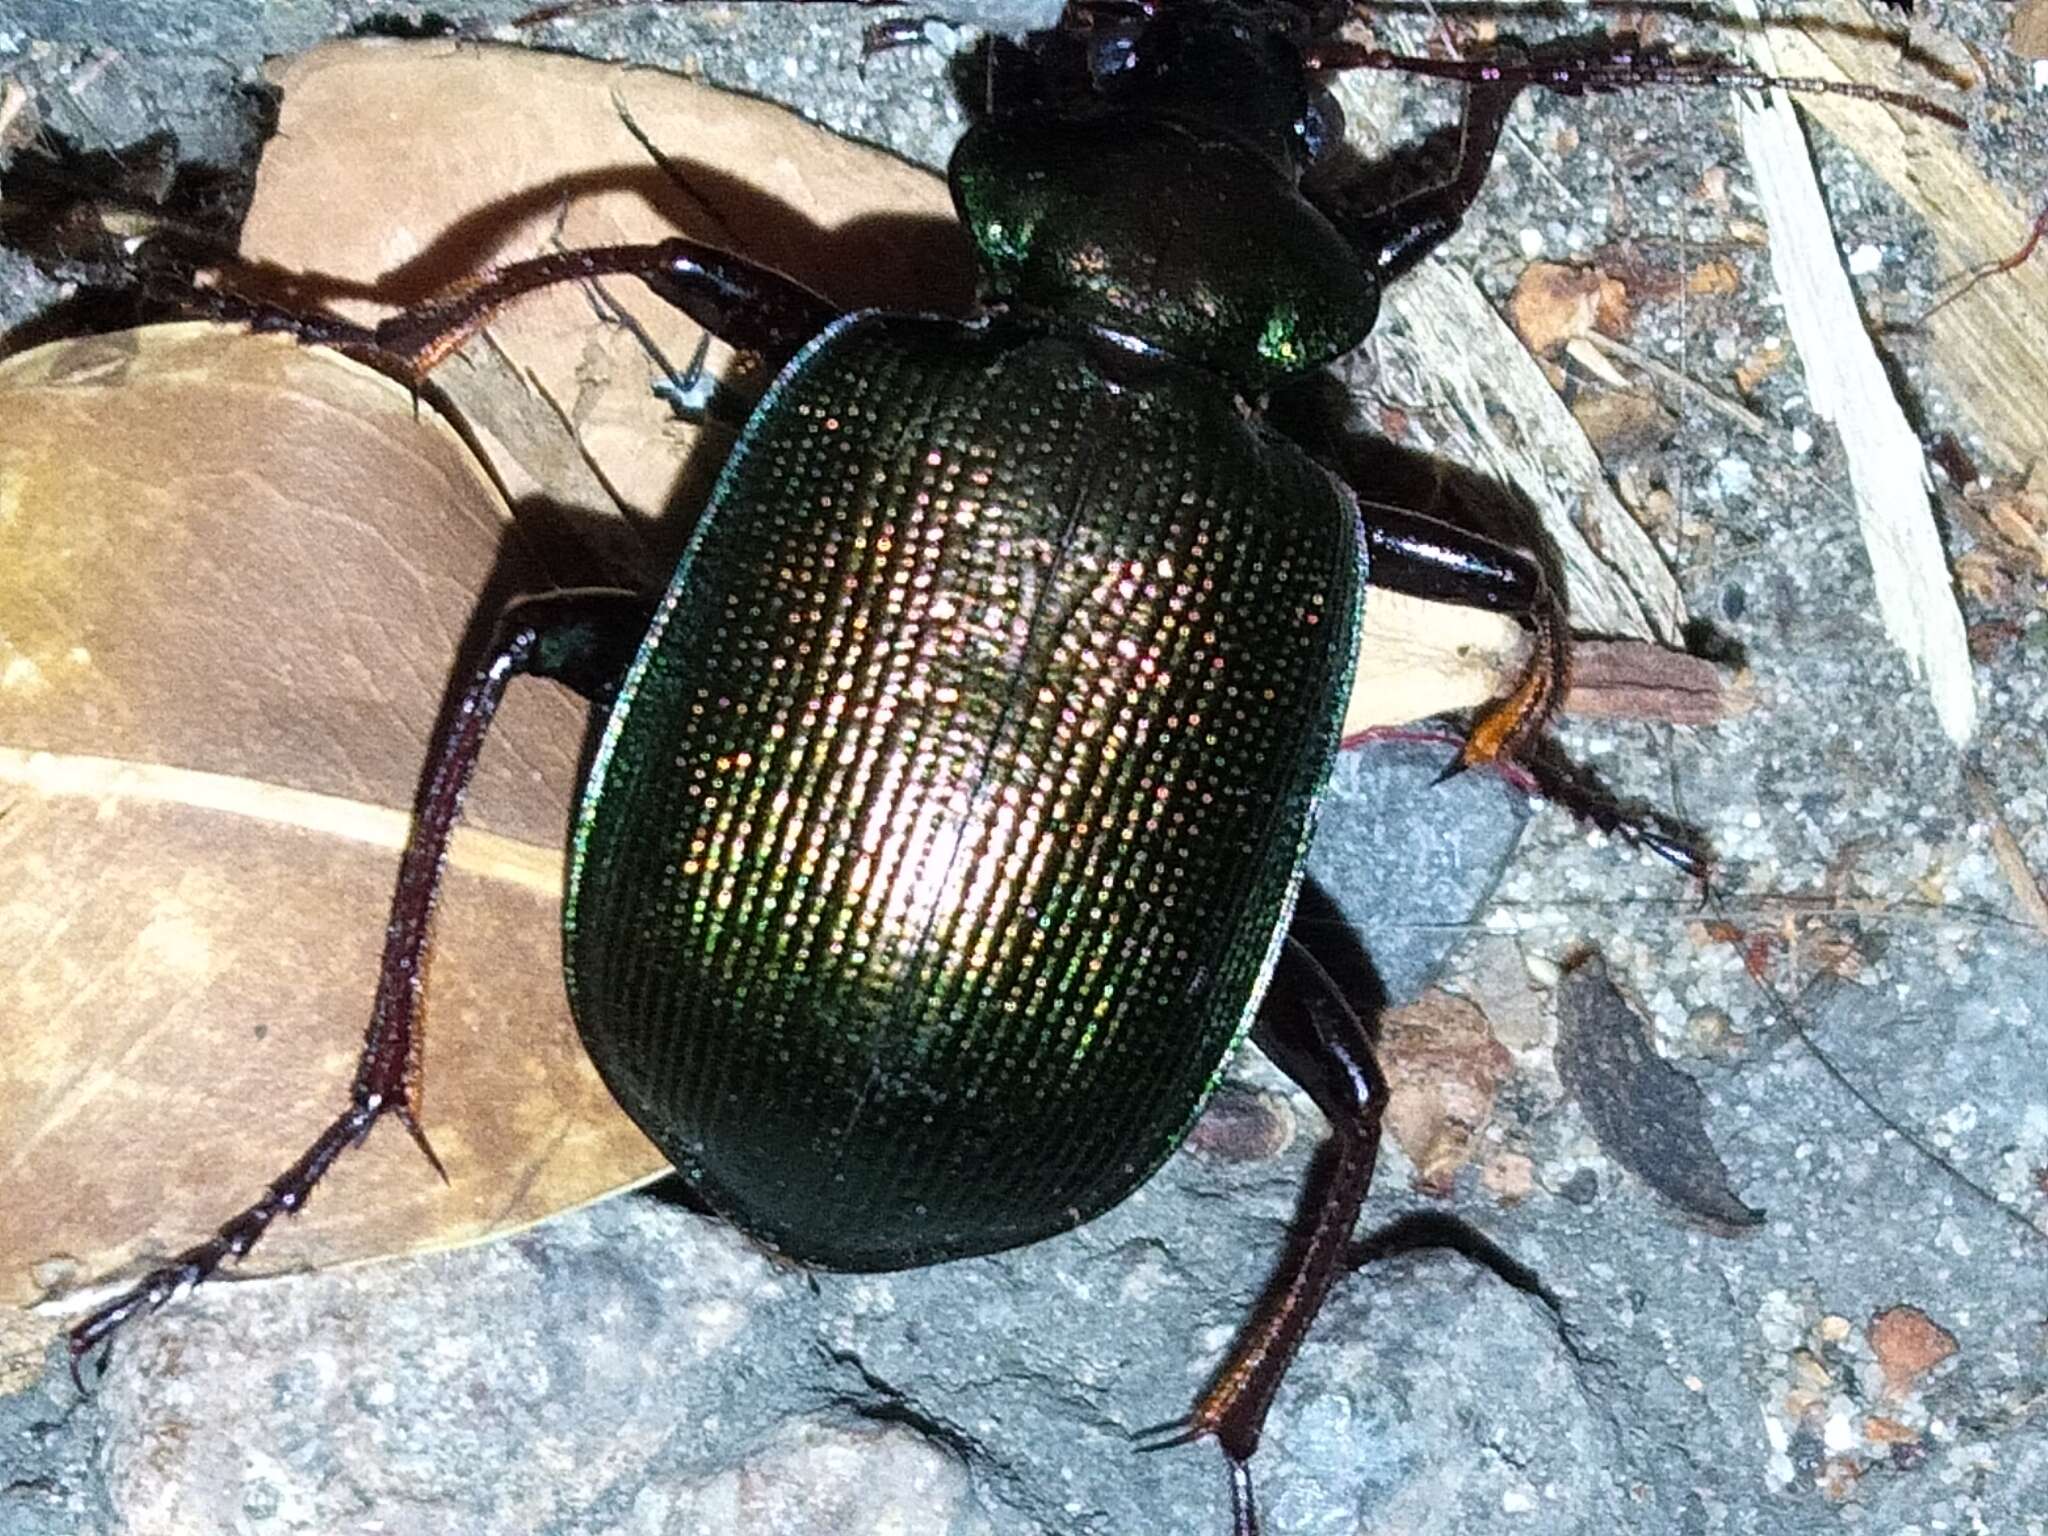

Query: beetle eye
[1295,87,1345,167]
[1086,27,1141,84]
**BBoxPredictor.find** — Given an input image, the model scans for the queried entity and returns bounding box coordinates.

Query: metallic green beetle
[568,307,1374,1267]
[80,0,1925,1526]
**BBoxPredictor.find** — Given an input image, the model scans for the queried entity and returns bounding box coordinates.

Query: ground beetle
[65,2,1959,1527]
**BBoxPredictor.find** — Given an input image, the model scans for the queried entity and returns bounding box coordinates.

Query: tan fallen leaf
[0,325,667,1317]
[236,39,973,579]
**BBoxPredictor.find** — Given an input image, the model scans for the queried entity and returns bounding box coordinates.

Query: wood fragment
[1563,336,1630,390]
[1961,764,2048,941]
[1756,1,2048,477]
[1565,640,1752,724]
[1506,261,1628,356]
[1328,75,1686,644]
[1582,331,1771,438]
[2008,0,2048,61]
[1378,263,1686,643]
[1342,602,1741,735]
[1733,1,1978,746]
[1343,590,1527,737]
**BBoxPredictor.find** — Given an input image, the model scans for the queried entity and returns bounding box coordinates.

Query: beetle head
[951,0,1380,389]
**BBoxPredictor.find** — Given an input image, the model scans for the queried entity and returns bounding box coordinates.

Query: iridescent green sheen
[564,314,1361,1269]
[951,117,1381,387]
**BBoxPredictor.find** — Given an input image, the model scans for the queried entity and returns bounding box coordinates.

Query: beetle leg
[1355,502,1566,772]
[1305,27,1958,286]
[1309,77,1522,287]
[1354,512,1715,881]
[1345,724,1711,880]
[379,239,838,377]
[66,588,653,1381]
[1136,935,1385,1536]
[201,238,838,387]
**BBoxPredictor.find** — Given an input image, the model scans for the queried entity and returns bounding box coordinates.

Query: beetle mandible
[58,1,1960,1528]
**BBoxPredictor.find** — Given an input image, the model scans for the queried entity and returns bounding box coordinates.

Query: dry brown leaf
[1571,387,1676,458]
[1379,989,1512,1195]
[1555,954,1764,1232]
[1953,470,2048,599]
[1984,480,2048,579]
[1955,549,2013,607]
[1506,262,1631,357]
[0,325,667,1316]
[1684,259,1742,297]
[1734,342,1787,396]
[236,40,972,581]
[2012,0,2048,59]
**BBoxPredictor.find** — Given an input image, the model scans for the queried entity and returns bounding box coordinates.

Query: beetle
[54,1,1961,1528]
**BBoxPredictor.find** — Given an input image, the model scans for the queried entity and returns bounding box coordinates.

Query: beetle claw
[394,1106,451,1186]
[1130,1414,1210,1452]
[1429,754,1471,788]
[66,1337,107,1395]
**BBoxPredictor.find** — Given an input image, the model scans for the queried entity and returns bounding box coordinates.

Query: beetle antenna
[501,0,897,30]
[1687,857,2048,1250]
[1305,37,1965,131]
[1914,200,2048,325]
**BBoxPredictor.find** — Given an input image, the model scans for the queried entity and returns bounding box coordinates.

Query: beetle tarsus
[1451,595,1568,774]
[62,1099,374,1370]
[1130,1417,1261,1530]
[64,592,653,1372]
[1140,937,1385,1530]
[1228,1457,1260,1536]
[1350,724,1712,881]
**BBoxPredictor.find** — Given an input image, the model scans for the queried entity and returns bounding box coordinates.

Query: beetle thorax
[948,7,1379,390]
[950,118,1376,389]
